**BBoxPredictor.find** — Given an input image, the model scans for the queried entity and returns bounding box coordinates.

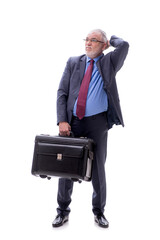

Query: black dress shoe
[95,214,109,228]
[52,214,69,227]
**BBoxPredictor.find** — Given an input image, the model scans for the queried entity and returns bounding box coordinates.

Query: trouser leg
[57,178,74,216]
[91,129,108,215]
[83,113,108,215]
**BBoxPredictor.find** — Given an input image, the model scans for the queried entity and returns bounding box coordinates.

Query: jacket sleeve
[57,58,71,125]
[110,35,129,73]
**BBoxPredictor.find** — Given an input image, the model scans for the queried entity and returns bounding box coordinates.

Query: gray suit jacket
[57,36,129,130]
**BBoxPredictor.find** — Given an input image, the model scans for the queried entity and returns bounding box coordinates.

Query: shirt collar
[86,54,103,63]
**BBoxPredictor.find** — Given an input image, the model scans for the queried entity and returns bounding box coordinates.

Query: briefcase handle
[59,131,74,138]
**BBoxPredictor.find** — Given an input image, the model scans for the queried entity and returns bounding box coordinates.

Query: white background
[0,0,160,239]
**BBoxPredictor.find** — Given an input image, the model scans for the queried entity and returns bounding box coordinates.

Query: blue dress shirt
[73,55,108,117]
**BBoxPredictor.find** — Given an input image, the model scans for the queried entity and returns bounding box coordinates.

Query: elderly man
[52,29,129,228]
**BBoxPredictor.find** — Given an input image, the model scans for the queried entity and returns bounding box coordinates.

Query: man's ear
[104,40,110,50]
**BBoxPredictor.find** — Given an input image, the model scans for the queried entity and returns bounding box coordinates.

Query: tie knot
[90,59,94,64]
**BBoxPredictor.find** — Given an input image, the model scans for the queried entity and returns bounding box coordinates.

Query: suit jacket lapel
[79,55,86,82]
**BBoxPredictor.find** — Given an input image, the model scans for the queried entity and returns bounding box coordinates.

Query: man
[52,29,129,228]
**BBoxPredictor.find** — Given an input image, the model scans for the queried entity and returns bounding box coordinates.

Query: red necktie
[76,59,94,119]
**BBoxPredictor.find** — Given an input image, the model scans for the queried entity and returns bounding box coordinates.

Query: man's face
[85,32,107,59]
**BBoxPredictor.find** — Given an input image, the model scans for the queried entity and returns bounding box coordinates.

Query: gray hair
[88,29,108,43]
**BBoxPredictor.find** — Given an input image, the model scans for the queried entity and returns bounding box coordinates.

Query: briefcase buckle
[57,153,62,160]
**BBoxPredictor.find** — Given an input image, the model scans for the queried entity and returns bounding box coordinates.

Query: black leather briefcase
[31,134,94,182]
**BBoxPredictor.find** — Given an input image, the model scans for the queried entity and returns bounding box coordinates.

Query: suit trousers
[57,112,108,216]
